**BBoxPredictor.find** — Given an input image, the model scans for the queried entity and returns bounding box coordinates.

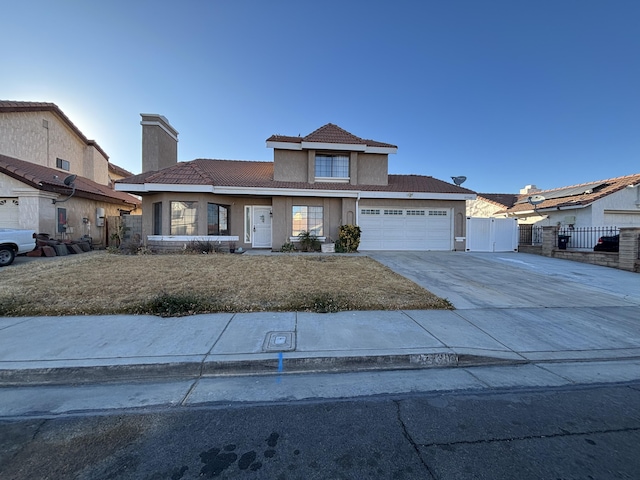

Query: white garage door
[358,207,453,251]
[0,198,20,228]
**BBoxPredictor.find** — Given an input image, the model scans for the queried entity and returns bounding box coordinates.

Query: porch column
[618,227,640,272]
[542,226,556,257]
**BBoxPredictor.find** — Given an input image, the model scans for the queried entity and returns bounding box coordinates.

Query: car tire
[0,247,16,267]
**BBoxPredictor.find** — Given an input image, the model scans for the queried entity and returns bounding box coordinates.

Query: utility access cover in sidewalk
[263,331,296,352]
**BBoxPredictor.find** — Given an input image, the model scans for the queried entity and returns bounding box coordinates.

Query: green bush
[297,231,321,252]
[336,224,361,253]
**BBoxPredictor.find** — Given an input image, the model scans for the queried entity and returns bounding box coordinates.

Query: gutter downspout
[356,192,361,226]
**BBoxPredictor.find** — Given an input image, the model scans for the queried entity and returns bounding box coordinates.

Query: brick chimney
[140,114,178,172]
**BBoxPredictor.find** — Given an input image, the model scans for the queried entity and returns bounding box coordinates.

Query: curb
[0,352,525,386]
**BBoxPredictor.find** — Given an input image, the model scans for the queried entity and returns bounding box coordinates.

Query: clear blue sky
[2,0,639,193]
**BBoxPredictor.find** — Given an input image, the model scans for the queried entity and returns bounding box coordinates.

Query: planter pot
[321,243,335,253]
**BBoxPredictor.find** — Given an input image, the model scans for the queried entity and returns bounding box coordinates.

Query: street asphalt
[1,251,639,387]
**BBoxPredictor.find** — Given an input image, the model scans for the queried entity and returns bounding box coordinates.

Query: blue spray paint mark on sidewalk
[277,352,283,384]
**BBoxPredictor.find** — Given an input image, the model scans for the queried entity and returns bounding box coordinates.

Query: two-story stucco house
[0,101,140,245]
[115,116,476,251]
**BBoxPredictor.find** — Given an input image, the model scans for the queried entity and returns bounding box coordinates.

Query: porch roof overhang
[115,183,475,201]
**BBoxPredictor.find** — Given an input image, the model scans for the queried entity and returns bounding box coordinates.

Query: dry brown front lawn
[0,251,452,316]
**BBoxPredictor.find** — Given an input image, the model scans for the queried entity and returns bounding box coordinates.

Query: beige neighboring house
[503,176,640,227]
[0,101,141,245]
[467,193,518,218]
[116,117,476,251]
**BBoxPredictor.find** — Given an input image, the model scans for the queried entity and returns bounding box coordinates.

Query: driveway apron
[366,251,640,309]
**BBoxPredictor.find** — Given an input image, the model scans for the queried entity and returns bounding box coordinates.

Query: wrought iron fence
[518,225,543,245]
[556,226,619,250]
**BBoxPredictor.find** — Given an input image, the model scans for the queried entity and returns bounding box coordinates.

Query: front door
[252,206,272,248]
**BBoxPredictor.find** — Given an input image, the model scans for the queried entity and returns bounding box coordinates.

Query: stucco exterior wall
[0,111,109,184]
[0,171,128,243]
[467,199,506,217]
[273,150,307,182]
[140,193,269,249]
[355,153,388,186]
[141,116,178,173]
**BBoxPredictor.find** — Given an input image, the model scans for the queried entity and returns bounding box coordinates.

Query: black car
[593,234,619,252]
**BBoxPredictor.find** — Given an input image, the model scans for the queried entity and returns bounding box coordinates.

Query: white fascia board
[212,186,359,198]
[266,141,302,150]
[301,141,366,152]
[364,146,398,154]
[536,204,589,213]
[115,183,146,192]
[359,191,477,201]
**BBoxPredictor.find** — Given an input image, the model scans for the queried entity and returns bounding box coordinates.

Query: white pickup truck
[0,228,36,266]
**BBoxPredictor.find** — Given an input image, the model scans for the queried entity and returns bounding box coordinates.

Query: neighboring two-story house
[0,101,140,245]
[116,116,475,251]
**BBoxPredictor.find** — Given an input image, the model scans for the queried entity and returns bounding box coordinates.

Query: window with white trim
[170,201,198,235]
[292,206,323,236]
[315,154,349,180]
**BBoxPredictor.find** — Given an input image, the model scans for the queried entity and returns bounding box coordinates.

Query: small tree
[336,225,361,253]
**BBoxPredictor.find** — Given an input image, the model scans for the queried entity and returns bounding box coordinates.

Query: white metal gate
[466,217,518,252]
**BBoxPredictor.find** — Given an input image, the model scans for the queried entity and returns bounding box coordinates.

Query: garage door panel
[359,207,452,251]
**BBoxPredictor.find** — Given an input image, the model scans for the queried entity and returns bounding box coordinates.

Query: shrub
[336,224,361,253]
[280,241,296,252]
[185,239,217,254]
[297,231,321,252]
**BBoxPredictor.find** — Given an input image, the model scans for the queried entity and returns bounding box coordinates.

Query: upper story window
[56,158,70,171]
[315,154,349,181]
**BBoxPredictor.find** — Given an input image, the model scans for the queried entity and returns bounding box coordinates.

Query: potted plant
[228,241,236,253]
[321,236,335,253]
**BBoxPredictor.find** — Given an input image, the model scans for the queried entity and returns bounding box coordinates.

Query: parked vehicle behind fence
[593,234,619,252]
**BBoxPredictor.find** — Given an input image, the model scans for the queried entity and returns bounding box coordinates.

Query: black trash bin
[558,235,571,250]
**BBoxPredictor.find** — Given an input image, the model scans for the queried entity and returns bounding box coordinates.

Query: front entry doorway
[252,206,272,248]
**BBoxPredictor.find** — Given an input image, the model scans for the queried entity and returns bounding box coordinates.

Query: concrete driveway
[367,251,640,309]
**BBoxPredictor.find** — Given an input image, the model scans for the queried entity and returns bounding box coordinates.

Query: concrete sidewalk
[2,305,640,385]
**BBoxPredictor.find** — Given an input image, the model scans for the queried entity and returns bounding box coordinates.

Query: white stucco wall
[466,199,506,218]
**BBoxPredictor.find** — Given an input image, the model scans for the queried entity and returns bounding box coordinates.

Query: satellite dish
[53,175,78,204]
[63,174,77,186]
[451,176,467,186]
[527,194,545,206]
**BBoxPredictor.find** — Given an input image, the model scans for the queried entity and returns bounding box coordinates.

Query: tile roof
[266,123,397,149]
[108,162,134,177]
[117,158,474,195]
[505,173,640,214]
[0,100,109,160]
[477,193,519,208]
[0,153,141,207]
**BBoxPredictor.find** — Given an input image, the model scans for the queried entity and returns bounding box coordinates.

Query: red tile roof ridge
[267,123,397,148]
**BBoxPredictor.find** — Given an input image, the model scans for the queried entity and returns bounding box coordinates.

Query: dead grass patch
[0,251,452,316]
